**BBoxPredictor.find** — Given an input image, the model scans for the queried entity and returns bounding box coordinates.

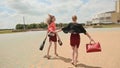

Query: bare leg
[71,46,75,64]
[54,42,58,56]
[74,46,78,65]
[47,41,52,59]
[56,33,60,40]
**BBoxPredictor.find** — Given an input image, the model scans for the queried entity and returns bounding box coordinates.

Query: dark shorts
[70,33,80,48]
[49,33,57,42]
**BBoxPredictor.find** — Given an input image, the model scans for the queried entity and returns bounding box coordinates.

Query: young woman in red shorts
[57,15,94,66]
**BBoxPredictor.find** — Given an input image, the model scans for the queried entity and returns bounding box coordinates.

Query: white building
[92,11,115,24]
[91,0,120,24]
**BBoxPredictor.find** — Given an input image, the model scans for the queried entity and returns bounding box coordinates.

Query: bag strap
[90,40,96,44]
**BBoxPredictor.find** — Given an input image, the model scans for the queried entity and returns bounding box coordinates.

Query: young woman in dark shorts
[46,14,58,59]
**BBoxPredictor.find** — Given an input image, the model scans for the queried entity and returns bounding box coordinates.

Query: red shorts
[70,33,80,48]
[49,33,57,42]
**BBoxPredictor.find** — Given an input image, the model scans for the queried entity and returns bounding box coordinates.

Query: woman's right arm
[56,29,62,33]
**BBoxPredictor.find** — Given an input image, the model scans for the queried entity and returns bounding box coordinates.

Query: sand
[0,28,120,68]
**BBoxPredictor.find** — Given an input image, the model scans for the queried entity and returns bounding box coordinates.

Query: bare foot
[74,62,77,67]
[55,53,58,56]
[71,62,74,65]
[71,60,74,64]
[44,55,51,59]
[71,61,77,67]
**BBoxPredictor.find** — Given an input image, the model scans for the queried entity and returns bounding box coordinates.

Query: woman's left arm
[85,32,94,42]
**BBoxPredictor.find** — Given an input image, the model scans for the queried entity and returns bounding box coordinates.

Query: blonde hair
[46,15,53,25]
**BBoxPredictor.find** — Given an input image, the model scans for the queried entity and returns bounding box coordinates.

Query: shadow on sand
[50,56,72,63]
[75,63,102,68]
[50,56,102,68]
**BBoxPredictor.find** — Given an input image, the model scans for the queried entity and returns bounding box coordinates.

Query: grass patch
[0,29,26,34]
[0,30,13,34]
[101,24,120,28]
[92,24,120,28]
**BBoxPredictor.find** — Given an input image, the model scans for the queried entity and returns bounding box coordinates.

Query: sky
[0,0,115,29]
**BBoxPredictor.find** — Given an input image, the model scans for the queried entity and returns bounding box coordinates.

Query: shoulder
[66,22,72,26]
[77,23,82,25]
[69,22,73,25]
[50,22,55,26]
[77,23,83,26]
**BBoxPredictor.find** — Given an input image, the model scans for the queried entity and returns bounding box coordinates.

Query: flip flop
[58,40,63,46]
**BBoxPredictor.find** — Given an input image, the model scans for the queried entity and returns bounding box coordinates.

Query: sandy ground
[0,28,120,68]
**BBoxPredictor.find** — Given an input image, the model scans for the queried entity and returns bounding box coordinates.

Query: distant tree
[29,23,38,29]
[16,22,69,30]
[62,23,68,27]
[25,24,31,29]
[39,23,47,28]
[16,24,24,29]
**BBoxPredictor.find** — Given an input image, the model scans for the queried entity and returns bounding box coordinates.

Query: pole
[23,16,26,30]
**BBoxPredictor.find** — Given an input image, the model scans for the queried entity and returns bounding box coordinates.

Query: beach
[0,28,120,68]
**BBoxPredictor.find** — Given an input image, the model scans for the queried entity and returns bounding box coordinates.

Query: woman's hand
[89,37,95,43]
[55,29,62,33]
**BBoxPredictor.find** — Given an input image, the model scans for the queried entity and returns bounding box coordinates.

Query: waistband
[71,32,79,34]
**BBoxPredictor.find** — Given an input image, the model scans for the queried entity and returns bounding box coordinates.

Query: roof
[105,11,115,13]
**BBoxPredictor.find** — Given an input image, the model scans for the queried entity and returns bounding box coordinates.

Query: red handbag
[86,41,101,53]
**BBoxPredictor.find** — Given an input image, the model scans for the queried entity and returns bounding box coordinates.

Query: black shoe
[58,40,63,46]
